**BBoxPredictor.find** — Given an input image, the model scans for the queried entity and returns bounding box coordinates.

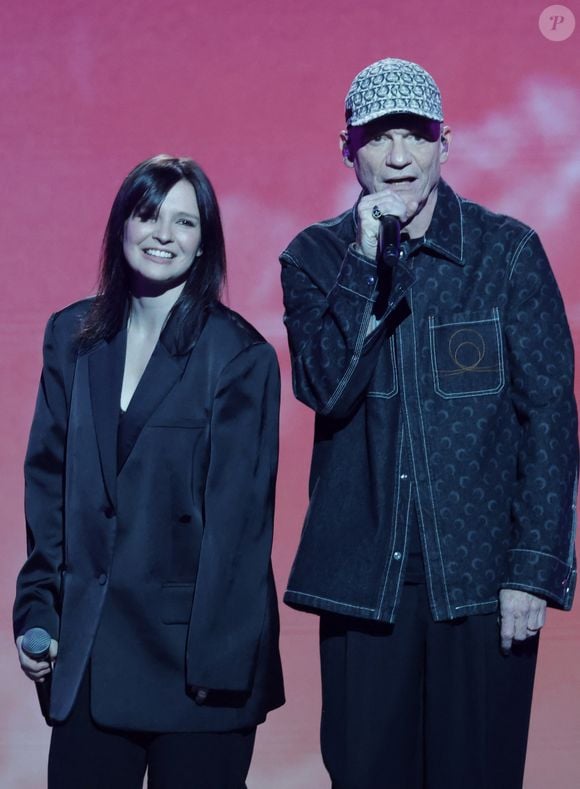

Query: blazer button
[393,552,402,561]
[98,574,108,585]
[103,506,115,519]
[179,514,192,524]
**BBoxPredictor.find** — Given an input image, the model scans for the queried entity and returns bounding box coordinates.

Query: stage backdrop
[1,1,578,786]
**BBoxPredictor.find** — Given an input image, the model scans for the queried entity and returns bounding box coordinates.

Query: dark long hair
[79,154,226,353]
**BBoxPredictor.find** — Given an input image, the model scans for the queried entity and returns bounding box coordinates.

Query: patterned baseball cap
[345,58,443,126]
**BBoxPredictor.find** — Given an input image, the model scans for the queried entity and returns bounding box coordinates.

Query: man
[280,58,577,789]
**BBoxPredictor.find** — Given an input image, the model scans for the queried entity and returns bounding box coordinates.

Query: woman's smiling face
[123,179,202,290]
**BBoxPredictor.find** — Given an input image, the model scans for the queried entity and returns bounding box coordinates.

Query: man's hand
[499,589,546,653]
[16,634,58,682]
[355,192,417,259]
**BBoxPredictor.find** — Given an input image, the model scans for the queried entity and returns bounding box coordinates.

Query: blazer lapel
[88,329,127,505]
[117,340,190,471]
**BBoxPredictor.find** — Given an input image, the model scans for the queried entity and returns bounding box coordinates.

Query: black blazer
[14,299,284,732]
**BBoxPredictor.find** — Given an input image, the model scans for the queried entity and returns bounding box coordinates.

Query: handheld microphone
[378,215,401,266]
[22,627,53,722]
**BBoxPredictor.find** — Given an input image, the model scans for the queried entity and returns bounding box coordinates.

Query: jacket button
[103,506,115,519]
[179,514,192,523]
[393,552,402,561]
[367,275,375,285]
[98,574,107,585]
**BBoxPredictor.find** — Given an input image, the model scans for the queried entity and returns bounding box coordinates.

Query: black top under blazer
[13,299,284,732]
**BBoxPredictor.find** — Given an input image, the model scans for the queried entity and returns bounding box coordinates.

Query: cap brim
[348,107,443,126]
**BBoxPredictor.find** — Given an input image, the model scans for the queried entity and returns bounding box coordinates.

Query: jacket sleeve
[185,342,280,693]
[13,314,69,640]
[281,236,414,419]
[503,230,577,607]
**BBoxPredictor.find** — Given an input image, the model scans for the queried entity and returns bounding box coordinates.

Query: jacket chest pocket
[428,308,505,398]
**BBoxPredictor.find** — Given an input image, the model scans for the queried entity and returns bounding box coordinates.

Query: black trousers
[320,583,538,789]
[48,669,256,789]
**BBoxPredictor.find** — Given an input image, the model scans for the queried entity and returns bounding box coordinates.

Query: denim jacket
[281,180,577,623]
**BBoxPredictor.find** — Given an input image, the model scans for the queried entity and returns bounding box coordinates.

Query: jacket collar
[87,327,126,504]
[86,307,192,494]
[422,179,464,265]
[116,338,190,472]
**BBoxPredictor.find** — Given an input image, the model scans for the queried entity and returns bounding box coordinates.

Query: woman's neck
[128,281,185,338]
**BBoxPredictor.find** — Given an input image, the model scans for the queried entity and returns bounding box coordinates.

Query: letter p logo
[539,5,576,40]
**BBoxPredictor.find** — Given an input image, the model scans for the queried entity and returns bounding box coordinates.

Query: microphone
[378,215,401,266]
[21,627,53,722]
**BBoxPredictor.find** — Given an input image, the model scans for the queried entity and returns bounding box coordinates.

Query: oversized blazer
[14,298,284,732]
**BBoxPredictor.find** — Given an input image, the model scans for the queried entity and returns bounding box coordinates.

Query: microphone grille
[21,627,52,658]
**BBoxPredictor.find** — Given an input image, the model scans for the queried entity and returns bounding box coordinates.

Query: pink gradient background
[1,1,579,786]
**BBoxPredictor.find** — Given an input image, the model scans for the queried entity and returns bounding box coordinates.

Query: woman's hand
[16,633,58,682]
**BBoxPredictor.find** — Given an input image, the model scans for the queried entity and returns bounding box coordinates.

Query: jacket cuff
[13,608,60,642]
[332,245,379,301]
[330,245,415,319]
[502,548,576,609]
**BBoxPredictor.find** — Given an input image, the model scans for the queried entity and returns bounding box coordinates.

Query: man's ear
[440,125,452,163]
[339,130,354,167]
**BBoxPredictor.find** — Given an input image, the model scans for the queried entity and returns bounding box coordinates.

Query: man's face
[342,113,451,235]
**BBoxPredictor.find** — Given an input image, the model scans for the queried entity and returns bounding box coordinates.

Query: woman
[13,155,284,788]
